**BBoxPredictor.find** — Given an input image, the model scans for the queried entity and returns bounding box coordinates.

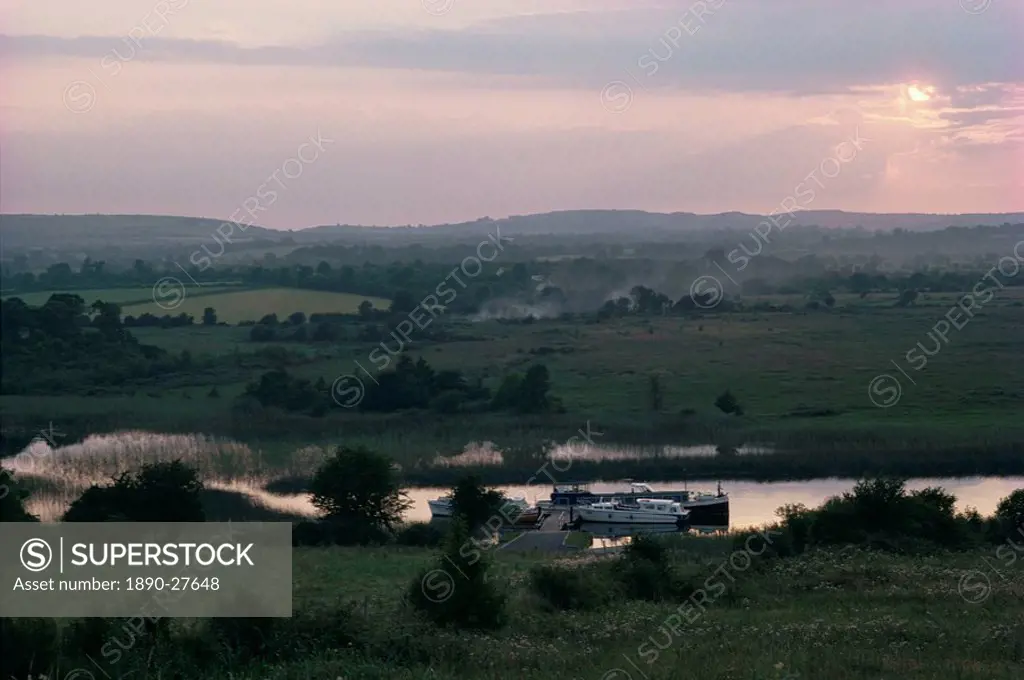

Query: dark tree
[450,476,505,531]
[63,461,205,522]
[517,364,552,414]
[408,518,506,630]
[310,446,410,531]
[202,307,218,325]
[714,389,743,416]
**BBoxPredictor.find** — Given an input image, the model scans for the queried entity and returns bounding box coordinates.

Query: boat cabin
[549,481,726,507]
[550,481,598,506]
[634,498,686,515]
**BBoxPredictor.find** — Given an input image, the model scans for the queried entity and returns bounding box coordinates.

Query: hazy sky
[1,0,1022,227]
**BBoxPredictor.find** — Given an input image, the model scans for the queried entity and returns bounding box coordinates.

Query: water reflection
[548,443,774,463]
[583,523,730,550]
[428,441,776,467]
[7,432,1021,529]
[404,477,1024,529]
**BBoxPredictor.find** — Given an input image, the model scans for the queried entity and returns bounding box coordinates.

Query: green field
[5,290,1024,480]
[121,287,392,323]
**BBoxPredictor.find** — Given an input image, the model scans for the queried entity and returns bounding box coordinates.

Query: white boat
[627,483,727,512]
[547,481,729,523]
[428,496,454,517]
[575,498,691,525]
[428,493,530,518]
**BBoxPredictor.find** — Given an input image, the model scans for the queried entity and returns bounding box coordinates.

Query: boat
[428,493,530,519]
[427,496,455,517]
[547,480,729,523]
[575,498,690,525]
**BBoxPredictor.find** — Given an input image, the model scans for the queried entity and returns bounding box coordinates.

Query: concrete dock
[498,509,574,553]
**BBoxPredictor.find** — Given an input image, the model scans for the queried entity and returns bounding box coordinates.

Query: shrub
[995,489,1024,527]
[714,389,743,415]
[63,460,204,522]
[993,489,1024,540]
[449,476,505,531]
[773,478,971,552]
[625,532,669,564]
[395,522,445,547]
[407,520,506,629]
[614,534,693,602]
[310,446,410,533]
[529,564,609,611]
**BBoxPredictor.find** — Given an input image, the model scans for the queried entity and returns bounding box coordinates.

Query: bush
[625,532,669,564]
[993,489,1024,540]
[714,389,743,415]
[614,534,693,602]
[449,475,505,531]
[773,478,972,552]
[529,564,609,611]
[407,520,506,629]
[63,460,204,522]
[310,446,410,533]
[395,522,445,547]
[613,555,693,602]
[996,489,1024,527]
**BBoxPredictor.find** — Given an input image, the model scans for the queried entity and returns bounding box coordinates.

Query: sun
[906,84,934,102]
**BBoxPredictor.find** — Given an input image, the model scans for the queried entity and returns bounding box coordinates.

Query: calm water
[7,431,1021,528]
[403,477,1024,529]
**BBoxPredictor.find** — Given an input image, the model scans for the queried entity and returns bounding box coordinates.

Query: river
[5,431,1021,528]
[403,477,1024,528]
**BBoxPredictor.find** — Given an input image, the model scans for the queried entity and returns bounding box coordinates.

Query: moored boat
[427,496,454,517]
[428,493,531,519]
[576,498,691,525]
[548,480,729,523]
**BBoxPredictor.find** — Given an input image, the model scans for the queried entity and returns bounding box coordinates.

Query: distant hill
[300,210,1024,239]
[0,214,285,250]
[3,210,1022,251]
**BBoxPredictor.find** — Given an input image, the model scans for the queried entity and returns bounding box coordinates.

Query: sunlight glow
[906,84,934,102]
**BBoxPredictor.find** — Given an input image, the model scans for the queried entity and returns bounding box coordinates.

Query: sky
[0,0,1022,228]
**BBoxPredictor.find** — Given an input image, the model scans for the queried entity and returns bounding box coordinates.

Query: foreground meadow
[10,542,1021,680]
